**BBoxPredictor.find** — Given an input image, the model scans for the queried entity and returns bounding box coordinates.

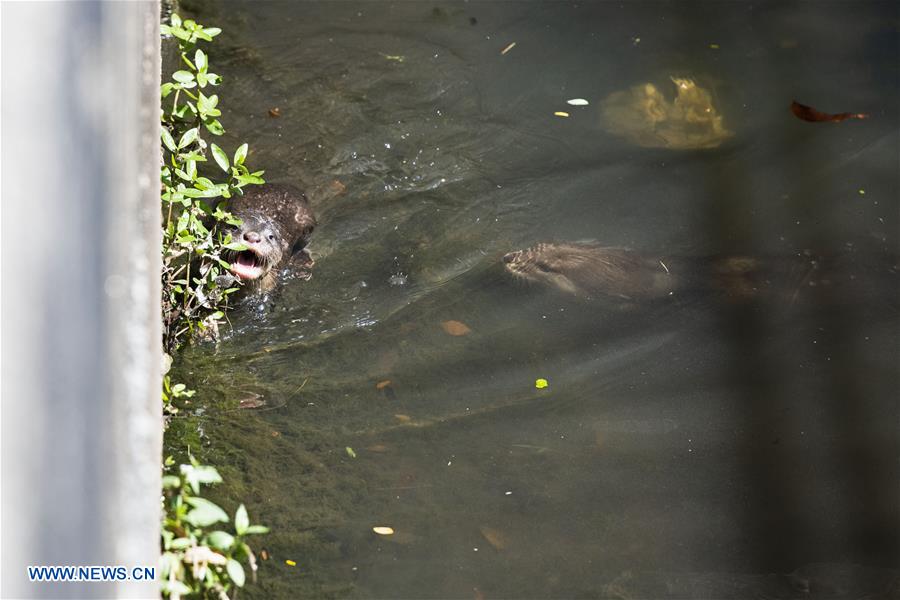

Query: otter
[223,183,316,291]
[502,242,894,306]
[503,242,681,301]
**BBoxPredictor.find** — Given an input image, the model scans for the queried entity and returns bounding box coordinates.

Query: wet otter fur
[504,242,680,301]
[223,183,316,291]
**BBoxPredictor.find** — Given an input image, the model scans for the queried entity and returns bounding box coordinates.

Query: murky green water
[168,1,899,597]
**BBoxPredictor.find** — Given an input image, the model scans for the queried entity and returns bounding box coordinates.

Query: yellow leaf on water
[285,559,296,567]
[535,378,549,389]
[345,447,357,458]
[394,414,412,423]
[500,42,516,55]
[373,526,395,535]
[441,320,472,336]
[554,111,570,118]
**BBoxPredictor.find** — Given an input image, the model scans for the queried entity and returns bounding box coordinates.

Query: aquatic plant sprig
[161,455,269,599]
[160,11,266,352]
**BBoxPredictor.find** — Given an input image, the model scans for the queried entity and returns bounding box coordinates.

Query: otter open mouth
[229,250,267,281]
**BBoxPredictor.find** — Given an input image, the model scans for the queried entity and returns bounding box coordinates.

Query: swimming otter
[503,242,680,301]
[223,183,316,290]
[502,242,880,305]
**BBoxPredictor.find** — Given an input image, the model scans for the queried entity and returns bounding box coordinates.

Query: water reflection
[170,1,899,597]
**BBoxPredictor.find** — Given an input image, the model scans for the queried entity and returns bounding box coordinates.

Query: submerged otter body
[224,183,316,290]
[502,242,816,304]
[504,243,681,301]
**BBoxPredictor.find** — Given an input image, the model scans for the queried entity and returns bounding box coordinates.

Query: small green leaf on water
[346,447,357,458]
[709,43,720,49]
[858,188,865,195]
[535,378,549,389]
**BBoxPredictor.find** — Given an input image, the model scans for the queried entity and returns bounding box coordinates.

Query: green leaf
[184,497,229,527]
[234,504,249,535]
[172,70,195,84]
[226,559,246,587]
[197,72,208,88]
[204,27,222,37]
[161,475,181,489]
[180,463,222,493]
[170,27,190,42]
[210,144,229,172]
[194,49,208,73]
[206,73,222,85]
[177,127,199,149]
[194,30,213,42]
[235,174,265,186]
[161,129,177,152]
[161,580,192,596]
[170,13,182,28]
[170,537,193,550]
[245,525,270,535]
[233,143,248,166]
[207,530,235,551]
[161,82,175,98]
[204,119,225,136]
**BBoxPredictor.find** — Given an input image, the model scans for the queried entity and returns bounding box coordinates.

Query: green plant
[160,13,271,598]
[161,456,269,599]
[160,12,265,352]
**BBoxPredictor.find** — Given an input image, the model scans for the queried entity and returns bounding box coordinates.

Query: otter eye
[267,234,276,241]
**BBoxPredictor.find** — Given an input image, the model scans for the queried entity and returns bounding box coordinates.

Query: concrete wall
[1,1,162,598]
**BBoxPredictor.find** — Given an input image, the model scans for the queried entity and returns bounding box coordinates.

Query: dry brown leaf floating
[376,380,392,390]
[268,107,282,118]
[441,320,472,336]
[790,100,869,123]
[393,414,412,423]
[478,526,508,550]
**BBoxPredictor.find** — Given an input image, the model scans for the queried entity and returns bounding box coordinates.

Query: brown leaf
[790,100,869,123]
[479,526,507,550]
[328,179,347,195]
[268,107,282,118]
[441,320,472,336]
[376,380,392,390]
[393,414,412,423]
[366,444,390,453]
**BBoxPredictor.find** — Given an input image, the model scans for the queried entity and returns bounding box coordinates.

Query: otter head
[224,212,289,283]
[503,243,584,294]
